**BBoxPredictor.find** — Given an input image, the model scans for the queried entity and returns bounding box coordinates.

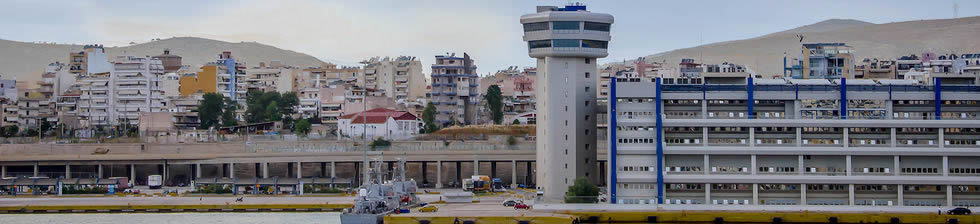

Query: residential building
[297,87,320,119]
[245,61,298,93]
[297,63,359,89]
[430,53,479,126]
[0,75,16,102]
[521,4,613,201]
[178,65,218,96]
[608,77,980,206]
[67,44,113,76]
[16,91,55,129]
[337,108,421,140]
[786,43,855,79]
[479,66,537,118]
[152,49,182,73]
[360,56,426,101]
[217,52,247,105]
[168,96,201,129]
[111,56,167,125]
[854,58,896,80]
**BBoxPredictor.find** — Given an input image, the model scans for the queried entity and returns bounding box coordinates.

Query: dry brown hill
[640,17,980,77]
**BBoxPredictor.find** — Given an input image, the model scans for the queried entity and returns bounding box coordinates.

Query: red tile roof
[340,108,418,124]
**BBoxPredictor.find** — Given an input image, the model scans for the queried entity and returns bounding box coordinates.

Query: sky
[1,0,976,75]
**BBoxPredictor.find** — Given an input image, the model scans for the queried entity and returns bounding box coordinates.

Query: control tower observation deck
[521,4,613,201]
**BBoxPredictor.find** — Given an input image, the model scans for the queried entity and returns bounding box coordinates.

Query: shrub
[564,177,599,203]
[369,137,391,149]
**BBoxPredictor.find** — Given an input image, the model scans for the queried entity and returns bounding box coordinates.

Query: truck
[471,175,491,192]
[462,178,474,191]
[491,178,505,192]
[107,177,130,189]
[148,175,163,189]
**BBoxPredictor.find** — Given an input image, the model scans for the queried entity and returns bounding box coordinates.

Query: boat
[341,156,420,224]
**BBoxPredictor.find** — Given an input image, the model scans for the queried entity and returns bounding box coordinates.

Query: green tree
[198,92,224,129]
[369,137,391,149]
[293,119,311,136]
[221,97,238,127]
[266,101,281,121]
[484,85,504,124]
[421,102,438,133]
[245,90,266,123]
[279,92,299,116]
[2,125,18,137]
[564,177,600,203]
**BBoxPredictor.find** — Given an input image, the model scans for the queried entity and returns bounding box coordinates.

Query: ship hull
[340,213,384,224]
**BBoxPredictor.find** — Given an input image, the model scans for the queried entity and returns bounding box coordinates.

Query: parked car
[503,199,517,207]
[948,207,972,215]
[122,189,140,194]
[418,205,438,213]
[514,202,530,210]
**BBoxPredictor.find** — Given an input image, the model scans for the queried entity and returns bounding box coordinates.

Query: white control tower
[520,4,613,201]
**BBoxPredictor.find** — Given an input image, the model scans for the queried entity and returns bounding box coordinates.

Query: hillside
[639,17,980,77]
[0,37,327,82]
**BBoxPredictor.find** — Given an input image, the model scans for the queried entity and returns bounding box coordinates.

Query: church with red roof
[337,108,421,140]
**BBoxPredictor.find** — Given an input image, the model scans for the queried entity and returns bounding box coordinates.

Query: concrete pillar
[885,100,893,119]
[34,162,39,177]
[511,160,518,189]
[262,162,269,178]
[490,161,497,178]
[473,159,479,175]
[894,156,900,176]
[750,155,757,175]
[704,183,711,204]
[65,164,71,179]
[129,164,135,183]
[800,184,807,205]
[939,128,945,148]
[846,155,852,176]
[97,163,103,178]
[229,163,235,179]
[843,128,849,148]
[942,156,949,176]
[163,162,168,185]
[897,184,904,206]
[436,161,443,189]
[703,155,710,175]
[1,165,5,178]
[330,162,336,178]
[798,155,805,175]
[796,127,802,147]
[320,162,326,177]
[752,183,759,205]
[702,128,708,146]
[848,184,855,205]
[890,128,897,147]
[296,162,302,179]
[946,184,953,206]
[701,102,707,119]
[749,128,755,147]
[195,163,202,179]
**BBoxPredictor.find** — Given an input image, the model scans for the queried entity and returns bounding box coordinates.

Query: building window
[552,21,579,30]
[584,22,610,32]
[585,115,590,121]
[552,39,579,48]
[523,22,548,32]
[528,40,551,49]
[585,58,590,64]
[581,40,608,49]
[585,72,590,78]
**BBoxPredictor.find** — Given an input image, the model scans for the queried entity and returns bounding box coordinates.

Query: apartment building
[430,53,479,126]
[75,56,166,127]
[479,66,537,116]
[608,76,980,207]
[68,45,113,76]
[245,62,298,93]
[787,43,855,79]
[522,4,613,201]
[854,58,896,80]
[298,63,359,89]
[178,52,247,104]
[360,56,426,101]
[167,96,201,129]
[16,91,55,129]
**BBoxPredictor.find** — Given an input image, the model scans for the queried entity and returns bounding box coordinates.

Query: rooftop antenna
[953,2,959,18]
[699,32,703,63]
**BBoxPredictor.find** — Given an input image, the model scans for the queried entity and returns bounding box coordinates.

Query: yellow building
[179,65,218,96]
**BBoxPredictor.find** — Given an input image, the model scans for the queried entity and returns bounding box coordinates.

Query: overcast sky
[1,0,975,75]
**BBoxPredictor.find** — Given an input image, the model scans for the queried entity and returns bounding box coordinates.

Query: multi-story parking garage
[609,77,980,207]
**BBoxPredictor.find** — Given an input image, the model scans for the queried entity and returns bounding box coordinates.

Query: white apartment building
[337,108,421,140]
[78,56,166,127]
[430,53,479,126]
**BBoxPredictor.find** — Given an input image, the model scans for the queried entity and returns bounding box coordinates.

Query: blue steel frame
[840,78,847,120]
[655,77,664,204]
[934,78,942,120]
[609,77,618,204]
[747,77,754,119]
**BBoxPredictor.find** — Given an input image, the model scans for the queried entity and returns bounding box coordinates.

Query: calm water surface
[0,212,341,224]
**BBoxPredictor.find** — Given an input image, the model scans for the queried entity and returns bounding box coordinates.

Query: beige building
[245,61,299,93]
[360,56,427,101]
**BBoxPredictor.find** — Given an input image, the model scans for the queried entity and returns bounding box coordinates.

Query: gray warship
[340,157,420,224]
